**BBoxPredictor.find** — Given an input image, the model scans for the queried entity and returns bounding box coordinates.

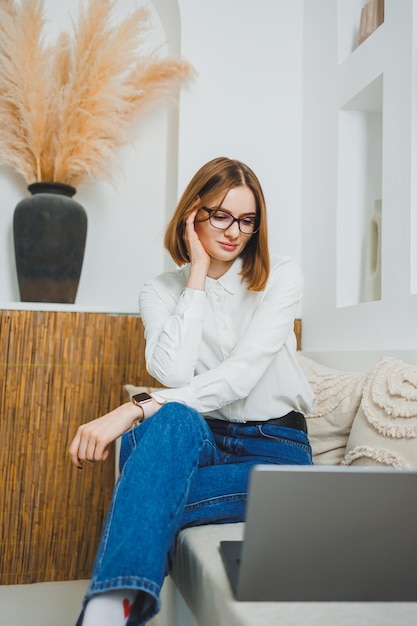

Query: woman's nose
[225,220,240,237]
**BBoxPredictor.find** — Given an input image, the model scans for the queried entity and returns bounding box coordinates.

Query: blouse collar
[206,257,244,295]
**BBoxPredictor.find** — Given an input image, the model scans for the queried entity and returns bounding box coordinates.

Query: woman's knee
[155,402,209,437]
[120,403,207,470]
[155,401,202,424]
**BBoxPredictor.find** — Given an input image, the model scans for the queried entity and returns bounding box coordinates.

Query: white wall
[177,0,304,265]
[0,0,304,313]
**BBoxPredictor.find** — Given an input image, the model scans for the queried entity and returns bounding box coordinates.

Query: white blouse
[139,255,315,422]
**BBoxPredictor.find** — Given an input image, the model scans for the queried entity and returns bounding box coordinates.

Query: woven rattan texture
[0,310,156,584]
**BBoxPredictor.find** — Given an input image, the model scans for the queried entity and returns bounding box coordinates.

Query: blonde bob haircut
[164,157,270,292]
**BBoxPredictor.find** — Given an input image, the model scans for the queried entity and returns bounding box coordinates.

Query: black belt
[240,411,307,433]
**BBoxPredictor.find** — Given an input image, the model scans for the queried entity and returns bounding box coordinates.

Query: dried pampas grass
[0,0,195,187]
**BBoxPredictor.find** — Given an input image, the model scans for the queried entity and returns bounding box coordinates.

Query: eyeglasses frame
[200,206,260,235]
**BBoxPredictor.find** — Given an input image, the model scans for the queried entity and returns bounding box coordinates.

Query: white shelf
[337,21,385,109]
[336,2,385,307]
[337,0,384,65]
[0,302,140,314]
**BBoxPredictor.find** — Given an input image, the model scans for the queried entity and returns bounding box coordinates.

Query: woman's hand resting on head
[185,208,211,290]
[185,209,210,268]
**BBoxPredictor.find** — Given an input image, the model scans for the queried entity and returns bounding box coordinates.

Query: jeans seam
[167,429,218,532]
[91,475,122,576]
[185,491,247,512]
[257,425,311,452]
[89,576,159,596]
[94,429,139,576]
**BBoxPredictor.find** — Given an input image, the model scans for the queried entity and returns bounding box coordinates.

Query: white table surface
[171,523,417,626]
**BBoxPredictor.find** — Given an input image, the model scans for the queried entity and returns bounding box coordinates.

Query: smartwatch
[131,392,153,422]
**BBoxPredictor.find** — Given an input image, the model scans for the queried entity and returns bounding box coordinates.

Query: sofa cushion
[343,357,417,467]
[124,384,159,399]
[297,355,369,465]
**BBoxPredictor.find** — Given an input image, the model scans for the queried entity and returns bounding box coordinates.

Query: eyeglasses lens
[209,210,257,234]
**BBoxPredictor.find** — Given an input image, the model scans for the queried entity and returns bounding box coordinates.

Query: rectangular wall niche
[337,74,383,307]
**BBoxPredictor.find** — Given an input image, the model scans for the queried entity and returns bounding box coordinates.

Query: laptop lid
[220,465,417,601]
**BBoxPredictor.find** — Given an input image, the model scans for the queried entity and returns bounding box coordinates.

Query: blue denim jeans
[76,402,312,626]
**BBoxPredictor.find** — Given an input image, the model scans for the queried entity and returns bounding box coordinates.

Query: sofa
[123,353,417,626]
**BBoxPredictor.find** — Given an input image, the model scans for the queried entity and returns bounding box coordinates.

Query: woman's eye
[212,212,229,222]
[242,218,255,227]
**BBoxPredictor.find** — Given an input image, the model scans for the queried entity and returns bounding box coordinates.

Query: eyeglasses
[201,207,259,235]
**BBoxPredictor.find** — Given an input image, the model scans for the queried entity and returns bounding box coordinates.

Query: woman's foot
[81,590,137,626]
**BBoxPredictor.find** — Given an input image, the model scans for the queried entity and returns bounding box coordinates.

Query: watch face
[132,392,152,403]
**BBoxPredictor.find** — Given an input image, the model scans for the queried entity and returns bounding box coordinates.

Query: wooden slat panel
[0,310,301,585]
[0,310,156,585]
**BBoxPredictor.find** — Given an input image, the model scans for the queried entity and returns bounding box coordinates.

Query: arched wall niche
[150,0,184,252]
[152,0,181,55]
[0,0,184,310]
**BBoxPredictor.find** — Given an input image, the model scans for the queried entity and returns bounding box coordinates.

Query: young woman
[69,157,315,626]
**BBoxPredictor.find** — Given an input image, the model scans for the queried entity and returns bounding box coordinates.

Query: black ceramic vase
[13,182,88,303]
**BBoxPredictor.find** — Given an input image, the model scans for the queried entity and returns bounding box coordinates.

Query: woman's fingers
[185,209,210,269]
[69,432,110,469]
[69,429,84,468]
[185,208,199,234]
[69,402,140,469]
[69,420,111,468]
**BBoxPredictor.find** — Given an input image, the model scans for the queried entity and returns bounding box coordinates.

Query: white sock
[82,589,137,626]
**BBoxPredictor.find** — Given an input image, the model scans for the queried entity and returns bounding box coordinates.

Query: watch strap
[130,404,144,430]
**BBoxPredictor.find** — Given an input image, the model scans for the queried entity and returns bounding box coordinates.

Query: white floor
[0,579,183,626]
[0,580,89,626]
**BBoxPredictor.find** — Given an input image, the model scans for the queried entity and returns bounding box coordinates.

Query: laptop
[219,465,417,601]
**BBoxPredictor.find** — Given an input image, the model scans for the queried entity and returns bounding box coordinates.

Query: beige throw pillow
[297,355,369,465]
[343,357,417,467]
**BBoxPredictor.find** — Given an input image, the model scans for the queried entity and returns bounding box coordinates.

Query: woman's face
[194,185,257,278]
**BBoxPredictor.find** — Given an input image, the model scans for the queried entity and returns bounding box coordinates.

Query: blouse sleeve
[139,276,207,387]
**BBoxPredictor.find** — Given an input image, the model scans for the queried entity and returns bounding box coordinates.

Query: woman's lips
[219,242,238,251]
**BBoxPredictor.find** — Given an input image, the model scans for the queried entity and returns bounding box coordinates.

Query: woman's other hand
[69,400,160,469]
